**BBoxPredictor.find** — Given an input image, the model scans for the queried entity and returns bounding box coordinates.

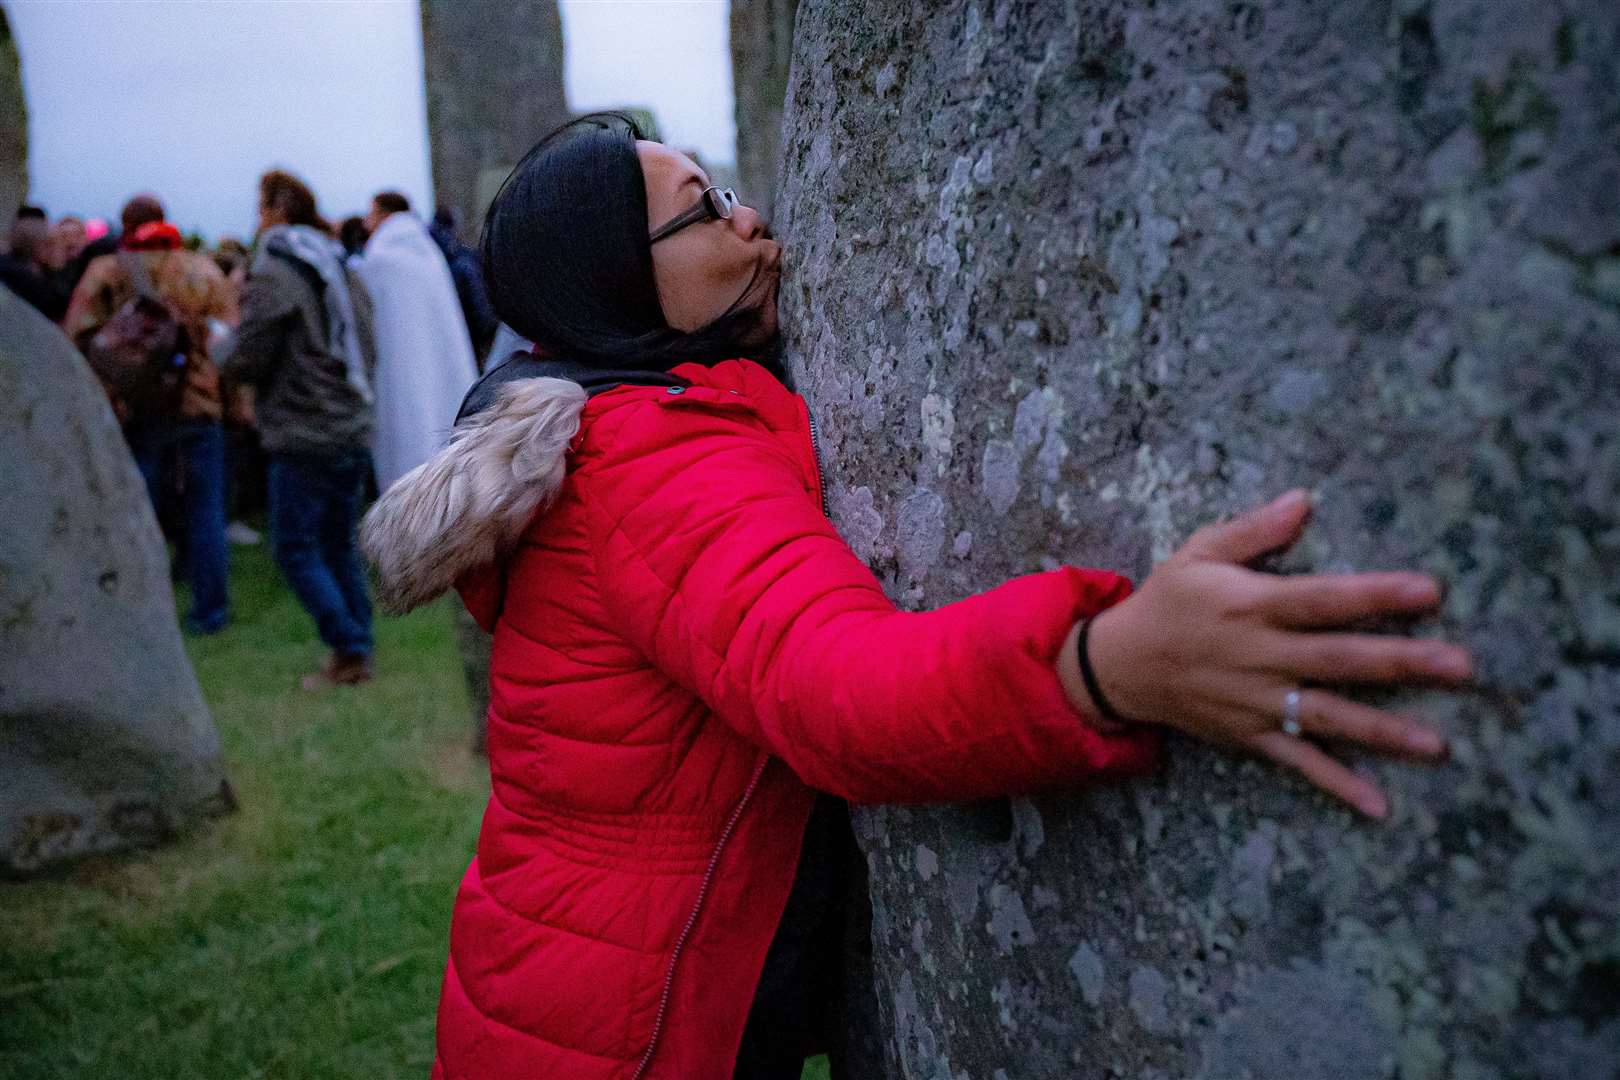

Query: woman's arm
[581,396,1157,805]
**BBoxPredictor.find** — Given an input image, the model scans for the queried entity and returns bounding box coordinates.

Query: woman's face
[638,141,780,341]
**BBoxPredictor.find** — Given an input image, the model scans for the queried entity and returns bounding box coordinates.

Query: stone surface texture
[730,0,800,223]
[419,0,568,237]
[774,1,1620,1077]
[0,293,231,876]
[1,2,26,219]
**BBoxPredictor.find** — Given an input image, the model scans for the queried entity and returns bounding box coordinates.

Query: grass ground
[0,544,831,1080]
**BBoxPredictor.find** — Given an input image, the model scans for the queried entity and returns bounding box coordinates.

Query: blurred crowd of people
[3,172,501,689]
[0,202,102,321]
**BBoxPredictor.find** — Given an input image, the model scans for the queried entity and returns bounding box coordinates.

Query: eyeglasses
[649,186,738,245]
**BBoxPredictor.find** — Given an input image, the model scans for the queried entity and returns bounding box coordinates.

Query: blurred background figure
[207,235,266,546]
[210,235,250,284]
[47,212,86,277]
[219,169,378,688]
[358,190,478,492]
[428,204,497,367]
[66,193,161,284]
[62,195,239,634]
[337,215,370,264]
[0,204,70,319]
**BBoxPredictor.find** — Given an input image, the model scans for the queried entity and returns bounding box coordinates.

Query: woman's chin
[752,298,780,345]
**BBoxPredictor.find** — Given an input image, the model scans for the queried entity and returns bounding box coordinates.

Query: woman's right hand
[1061,489,1472,818]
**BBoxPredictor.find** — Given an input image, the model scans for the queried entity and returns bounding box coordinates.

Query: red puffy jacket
[363,358,1158,1079]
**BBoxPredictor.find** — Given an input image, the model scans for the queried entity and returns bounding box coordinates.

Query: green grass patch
[1,544,486,1079]
[0,544,834,1079]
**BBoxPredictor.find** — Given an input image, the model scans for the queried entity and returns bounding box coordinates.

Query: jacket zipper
[631,754,770,1080]
[632,391,826,1078]
[805,407,830,517]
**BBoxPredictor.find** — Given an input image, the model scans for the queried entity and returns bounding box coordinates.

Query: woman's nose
[732,202,768,240]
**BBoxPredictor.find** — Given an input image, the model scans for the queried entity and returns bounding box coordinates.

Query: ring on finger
[1281,688,1304,737]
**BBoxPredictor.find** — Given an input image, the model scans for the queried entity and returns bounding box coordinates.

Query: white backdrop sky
[7,0,735,240]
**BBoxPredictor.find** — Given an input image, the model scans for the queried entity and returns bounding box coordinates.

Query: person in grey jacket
[218,169,380,689]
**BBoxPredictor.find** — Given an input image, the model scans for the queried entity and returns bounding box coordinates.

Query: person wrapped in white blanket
[358,191,480,493]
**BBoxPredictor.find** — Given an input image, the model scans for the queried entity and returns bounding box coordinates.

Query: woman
[362,115,1470,1080]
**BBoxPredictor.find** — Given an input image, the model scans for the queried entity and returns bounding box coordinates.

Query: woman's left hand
[1067,490,1470,818]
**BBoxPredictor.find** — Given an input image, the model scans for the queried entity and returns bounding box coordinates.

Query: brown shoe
[299,651,374,691]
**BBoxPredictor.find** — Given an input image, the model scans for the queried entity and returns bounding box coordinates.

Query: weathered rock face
[0,2,27,219]
[729,0,799,223]
[419,0,568,238]
[0,293,231,876]
[775,1,1620,1077]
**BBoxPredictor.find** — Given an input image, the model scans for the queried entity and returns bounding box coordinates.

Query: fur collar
[359,377,588,614]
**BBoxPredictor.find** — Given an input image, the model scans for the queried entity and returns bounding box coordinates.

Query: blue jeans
[267,450,373,657]
[129,420,229,634]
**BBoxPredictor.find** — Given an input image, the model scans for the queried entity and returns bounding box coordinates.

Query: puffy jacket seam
[445,948,640,1065]
[491,721,684,749]
[510,805,719,844]
[471,857,679,955]
[496,655,638,683]
[482,738,742,826]
[487,796,733,828]
[487,826,716,879]
[497,618,637,672]
[483,772,549,826]
[573,398,884,696]
[484,781,716,878]
[576,475,719,680]
[578,400,805,531]
[578,453,907,792]
[591,505,846,695]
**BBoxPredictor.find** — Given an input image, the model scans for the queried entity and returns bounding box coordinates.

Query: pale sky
[7,0,735,240]
[559,0,735,166]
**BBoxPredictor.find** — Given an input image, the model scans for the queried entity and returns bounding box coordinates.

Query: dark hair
[16,204,46,220]
[8,215,48,262]
[373,191,411,216]
[260,170,326,231]
[338,215,370,257]
[479,112,776,371]
[120,194,165,232]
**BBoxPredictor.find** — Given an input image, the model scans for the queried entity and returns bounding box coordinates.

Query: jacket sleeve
[345,268,379,383]
[580,394,1158,804]
[217,263,294,386]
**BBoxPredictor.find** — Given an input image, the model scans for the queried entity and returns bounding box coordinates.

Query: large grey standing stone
[0,2,26,220]
[775,1,1620,1077]
[418,0,568,751]
[419,0,569,237]
[730,0,800,223]
[0,293,232,876]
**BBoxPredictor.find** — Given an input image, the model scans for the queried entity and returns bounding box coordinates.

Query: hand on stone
[1061,489,1470,819]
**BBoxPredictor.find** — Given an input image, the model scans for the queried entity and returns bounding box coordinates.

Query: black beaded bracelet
[1076,616,1126,725]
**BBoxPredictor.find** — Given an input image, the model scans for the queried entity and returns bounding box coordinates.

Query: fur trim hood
[359,377,588,614]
